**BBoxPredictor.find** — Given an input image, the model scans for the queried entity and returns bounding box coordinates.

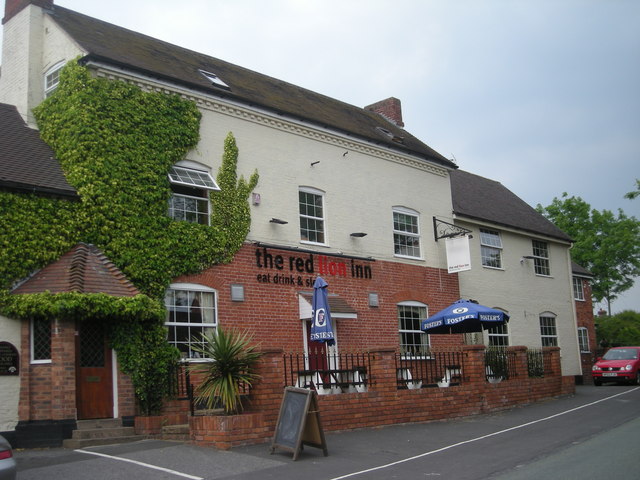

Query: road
[15,385,640,479]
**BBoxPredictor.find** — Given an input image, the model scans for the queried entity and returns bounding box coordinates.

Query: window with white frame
[168,164,219,225]
[573,277,585,301]
[577,327,590,353]
[532,240,551,276]
[398,301,429,356]
[44,62,64,98]
[480,229,502,268]
[31,318,51,363]
[487,322,509,346]
[539,313,558,347]
[393,207,421,259]
[165,284,217,359]
[299,187,325,244]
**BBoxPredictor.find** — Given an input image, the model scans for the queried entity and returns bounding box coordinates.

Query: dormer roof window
[198,70,230,90]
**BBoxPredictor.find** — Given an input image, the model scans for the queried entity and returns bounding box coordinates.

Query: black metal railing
[395,349,464,388]
[283,350,373,393]
[527,348,547,378]
[484,347,517,381]
[168,362,194,415]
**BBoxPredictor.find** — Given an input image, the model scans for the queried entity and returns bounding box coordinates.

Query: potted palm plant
[189,328,262,414]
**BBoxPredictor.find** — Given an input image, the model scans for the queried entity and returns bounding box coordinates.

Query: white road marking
[329,387,640,479]
[75,449,203,480]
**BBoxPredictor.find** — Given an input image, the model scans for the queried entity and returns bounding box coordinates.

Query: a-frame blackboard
[271,387,328,460]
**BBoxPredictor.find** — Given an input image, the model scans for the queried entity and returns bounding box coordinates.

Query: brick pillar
[18,319,33,421]
[50,318,76,420]
[250,349,285,426]
[545,347,561,376]
[368,348,396,394]
[511,346,528,379]
[462,344,486,382]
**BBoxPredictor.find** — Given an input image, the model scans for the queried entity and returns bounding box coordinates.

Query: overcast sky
[1,0,639,312]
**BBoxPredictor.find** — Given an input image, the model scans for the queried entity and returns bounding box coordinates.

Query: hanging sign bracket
[433,217,473,242]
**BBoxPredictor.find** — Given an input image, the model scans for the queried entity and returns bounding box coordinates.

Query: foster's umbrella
[310,276,335,346]
[421,299,509,334]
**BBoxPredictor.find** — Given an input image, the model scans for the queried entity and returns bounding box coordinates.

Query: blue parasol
[310,276,335,346]
[421,299,509,334]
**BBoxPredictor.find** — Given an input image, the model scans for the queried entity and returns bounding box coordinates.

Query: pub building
[0,0,583,448]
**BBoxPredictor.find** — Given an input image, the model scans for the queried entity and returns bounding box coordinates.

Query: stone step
[71,426,136,439]
[63,418,145,449]
[63,435,144,450]
[76,418,123,430]
[162,424,190,442]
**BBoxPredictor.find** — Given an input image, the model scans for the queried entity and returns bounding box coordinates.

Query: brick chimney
[365,97,404,128]
[3,0,53,24]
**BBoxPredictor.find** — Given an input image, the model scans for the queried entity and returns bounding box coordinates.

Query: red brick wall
[187,346,572,450]
[174,243,461,352]
[574,278,596,383]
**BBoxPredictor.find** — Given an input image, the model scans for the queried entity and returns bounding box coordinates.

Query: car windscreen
[603,349,638,360]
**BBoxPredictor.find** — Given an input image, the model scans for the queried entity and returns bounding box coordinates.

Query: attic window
[168,166,220,191]
[375,126,404,144]
[198,70,230,89]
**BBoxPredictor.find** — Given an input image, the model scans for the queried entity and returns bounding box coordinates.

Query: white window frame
[299,187,326,245]
[487,322,509,346]
[480,228,503,269]
[30,318,52,364]
[532,240,551,276]
[573,277,585,301]
[168,192,211,225]
[44,61,65,98]
[393,207,422,259]
[398,301,429,358]
[168,163,218,225]
[539,313,558,347]
[577,327,590,353]
[164,283,218,361]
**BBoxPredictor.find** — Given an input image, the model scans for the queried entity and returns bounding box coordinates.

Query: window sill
[482,265,504,271]
[394,254,424,261]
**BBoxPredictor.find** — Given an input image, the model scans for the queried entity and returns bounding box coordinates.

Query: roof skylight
[198,69,230,89]
[168,166,220,191]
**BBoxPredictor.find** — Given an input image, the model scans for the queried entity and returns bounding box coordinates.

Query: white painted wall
[455,219,581,376]
[0,5,84,125]
[194,102,454,268]
[0,315,21,431]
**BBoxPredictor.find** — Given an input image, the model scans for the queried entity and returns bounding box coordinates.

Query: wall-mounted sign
[445,236,471,273]
[255,247,372,286]
[0,341,19,376]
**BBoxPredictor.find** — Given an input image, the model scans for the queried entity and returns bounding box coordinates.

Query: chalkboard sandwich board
[271,387,328,460]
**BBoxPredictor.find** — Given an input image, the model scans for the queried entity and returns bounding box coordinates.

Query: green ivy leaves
[1,60,259,414]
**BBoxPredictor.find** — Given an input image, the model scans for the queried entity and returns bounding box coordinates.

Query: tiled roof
[12,243,140,296]
[572,261,593,277]
[450,169,572,242]
[0,102,77,198]
[47,5,455,169]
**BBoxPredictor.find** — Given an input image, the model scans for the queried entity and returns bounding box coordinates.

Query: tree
[625,179,640,200]
[595,310,640,348]
[537,193,640,315]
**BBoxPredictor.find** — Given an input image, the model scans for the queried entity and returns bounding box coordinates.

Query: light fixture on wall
[520,255,534,264]
[270,218,288,224]
[350,232,367,237]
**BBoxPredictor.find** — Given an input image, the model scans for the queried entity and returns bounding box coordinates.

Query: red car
[592,346,640,386]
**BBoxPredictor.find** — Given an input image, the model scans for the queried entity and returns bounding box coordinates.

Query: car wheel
[635,371,640,386]
[594,378,602,386]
